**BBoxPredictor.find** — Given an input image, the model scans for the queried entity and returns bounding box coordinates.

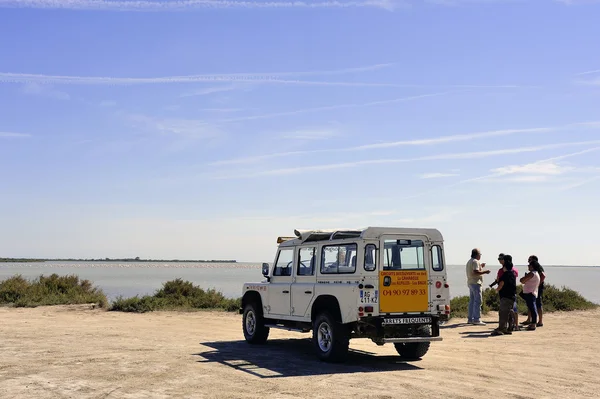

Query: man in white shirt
[466,248,491,325]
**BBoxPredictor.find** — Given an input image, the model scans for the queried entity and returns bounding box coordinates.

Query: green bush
[0,274,108,308]
[110,278,241,313]
[450,284,597,319]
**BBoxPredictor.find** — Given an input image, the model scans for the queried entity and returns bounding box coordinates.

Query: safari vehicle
[240,227,451,363]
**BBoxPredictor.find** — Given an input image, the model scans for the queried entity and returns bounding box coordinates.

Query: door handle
[304,291,312,294]
[365,284,374,289]
[282,290,289,294]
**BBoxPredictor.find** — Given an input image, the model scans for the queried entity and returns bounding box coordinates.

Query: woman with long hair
[519,259,541,331]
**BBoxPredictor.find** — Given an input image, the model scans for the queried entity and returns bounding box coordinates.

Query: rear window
[383,239,425,270]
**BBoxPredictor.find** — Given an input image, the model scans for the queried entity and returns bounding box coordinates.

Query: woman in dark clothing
[492,254,517,336]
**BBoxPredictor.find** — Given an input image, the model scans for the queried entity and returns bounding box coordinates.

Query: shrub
[0,274,108,308]
[110,279,241,313]
[450,284,597,319]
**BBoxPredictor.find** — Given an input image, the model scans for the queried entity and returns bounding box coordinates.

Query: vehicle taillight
[365,306,373,313]
[358,307,364,312]
[445,305,450,315]
[435,281,442,289]
[444,283,449,288]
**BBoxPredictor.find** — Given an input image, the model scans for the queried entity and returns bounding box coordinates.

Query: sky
[1,0,600,265]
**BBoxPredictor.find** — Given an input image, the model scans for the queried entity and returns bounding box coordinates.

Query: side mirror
[262,263,270,279]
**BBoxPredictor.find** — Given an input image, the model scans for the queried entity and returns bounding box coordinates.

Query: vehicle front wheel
[242,302,269,344]
[312,311,350,363]
[394,341,430,359]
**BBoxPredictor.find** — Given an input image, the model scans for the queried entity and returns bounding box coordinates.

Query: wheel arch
[311,295,342,323]
[242,291,264,315]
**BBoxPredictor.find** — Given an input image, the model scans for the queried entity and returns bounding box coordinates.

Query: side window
[383,239,425,270]
[364,244,377,272]
[274,248,294,276]
[298,247,316,276]
[432,245,444,271]
[321,243,357,274]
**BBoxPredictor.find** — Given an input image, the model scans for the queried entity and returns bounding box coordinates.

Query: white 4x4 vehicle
[240,227,451,363]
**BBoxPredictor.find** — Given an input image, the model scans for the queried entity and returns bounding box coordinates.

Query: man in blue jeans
[466,248,491,325]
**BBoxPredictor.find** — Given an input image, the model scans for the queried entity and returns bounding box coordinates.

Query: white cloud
[99,100,117,107]
[2,0,594,12]
[558,175,600,191]
[211,126,557,166]
[574,68,600,76]
[212,119,600,166]
[579,77,600,86]
[491,161,575,176]
[556,0,600,5]
[208,91,451,129]
[0,63,393,85]
[209,140,600,179]
[21,82,70,100]
[199,107,249,113]
[0,131,31,138]
[127,114,222,139]
[279,128,340,141]
[418,172,459,179]
[0,0,401,11]
[179,84,244,98]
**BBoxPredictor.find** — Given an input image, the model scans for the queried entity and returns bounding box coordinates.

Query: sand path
[1,306,599,398]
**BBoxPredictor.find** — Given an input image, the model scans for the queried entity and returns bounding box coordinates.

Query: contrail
[0,0,399,11]
[0,63,393,86]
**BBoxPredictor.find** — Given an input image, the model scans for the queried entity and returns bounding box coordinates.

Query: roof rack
[329,230,362,241]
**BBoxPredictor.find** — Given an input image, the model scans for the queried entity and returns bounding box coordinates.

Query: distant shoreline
[0,258,237,263]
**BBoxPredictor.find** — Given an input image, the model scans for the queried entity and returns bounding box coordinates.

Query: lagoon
[1,261,598,304]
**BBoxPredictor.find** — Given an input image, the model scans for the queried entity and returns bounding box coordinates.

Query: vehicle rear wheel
[242,302,269,344]
[312,311,350,363]
[393,341,430,359]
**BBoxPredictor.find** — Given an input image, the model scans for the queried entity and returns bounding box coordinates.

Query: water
[1,262,598,304]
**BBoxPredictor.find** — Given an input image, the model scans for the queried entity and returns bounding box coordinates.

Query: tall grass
[0,274,108,308]
[450,284,598,319]
[110,278,241,313]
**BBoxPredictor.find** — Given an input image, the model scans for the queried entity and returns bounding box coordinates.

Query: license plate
[383,317,431,325]
[360,290,378,304]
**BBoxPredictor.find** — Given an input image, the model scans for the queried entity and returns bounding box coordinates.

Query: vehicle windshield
[383,239,425,270]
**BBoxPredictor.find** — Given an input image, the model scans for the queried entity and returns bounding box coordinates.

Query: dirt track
[1,305,599,398]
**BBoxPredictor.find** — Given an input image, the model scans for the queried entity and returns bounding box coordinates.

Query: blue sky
[1,0,600,265]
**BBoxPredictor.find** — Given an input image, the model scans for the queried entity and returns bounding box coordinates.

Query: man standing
[466,248,491,325]
[492,254,517,336]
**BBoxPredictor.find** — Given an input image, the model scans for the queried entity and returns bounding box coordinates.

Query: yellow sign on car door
[379,270,429,313]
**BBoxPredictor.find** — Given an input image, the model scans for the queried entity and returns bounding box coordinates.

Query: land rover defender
[240,227,451,362]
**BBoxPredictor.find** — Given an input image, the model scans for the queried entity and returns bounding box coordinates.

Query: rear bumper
[354,314,442,344]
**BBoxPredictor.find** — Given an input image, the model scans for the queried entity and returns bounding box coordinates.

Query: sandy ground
[1,306,599,399]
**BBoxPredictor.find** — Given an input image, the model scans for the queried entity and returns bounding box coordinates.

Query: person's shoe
[527,324,537,331]
[491,329,504,336]
[503,330,513,335]
[521,321,531,325]
[537,323,544,327]
[471,321,486,326]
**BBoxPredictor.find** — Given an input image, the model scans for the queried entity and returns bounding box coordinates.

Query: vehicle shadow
[193,338,423,378]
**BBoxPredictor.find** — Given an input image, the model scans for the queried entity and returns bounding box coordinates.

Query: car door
[291,245,317,318]
[378,236,430,314]
[267,247,294,317]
